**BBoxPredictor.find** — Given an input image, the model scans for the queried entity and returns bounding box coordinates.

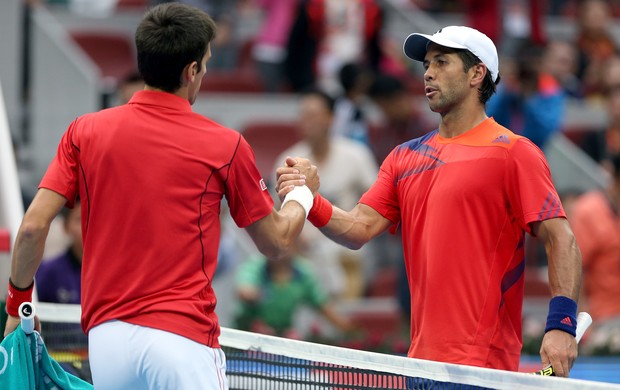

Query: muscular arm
[245,157,319,260]
[10,189,67,288]
[533,217,581,300]
[4,188,67,336]
[532,217,582,377]
[314,203,392,250]
[275,160,392,249]
[245,203,307,260]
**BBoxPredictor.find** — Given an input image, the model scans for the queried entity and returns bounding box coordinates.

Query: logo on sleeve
[259,179,267,191]
[492,135,510,144]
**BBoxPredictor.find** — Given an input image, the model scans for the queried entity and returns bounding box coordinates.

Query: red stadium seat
[0,228,10,252]
[116,0,147,11]
[70,30,136,84]
[241,121,301,181]
[367,267,398,297]
[200,69,265,93]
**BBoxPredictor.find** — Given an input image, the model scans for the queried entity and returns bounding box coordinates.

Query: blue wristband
[544,296,577,337]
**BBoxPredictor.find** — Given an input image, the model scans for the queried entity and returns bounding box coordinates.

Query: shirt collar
[128,90,192,112]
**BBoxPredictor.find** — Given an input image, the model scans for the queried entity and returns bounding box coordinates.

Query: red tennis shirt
[39,90,274,347]
[360,118,564,371]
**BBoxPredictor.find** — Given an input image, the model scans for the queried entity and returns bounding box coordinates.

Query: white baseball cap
[403,26,499,82]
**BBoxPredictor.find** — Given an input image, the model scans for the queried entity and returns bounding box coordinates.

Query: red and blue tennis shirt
[360,118,564,371]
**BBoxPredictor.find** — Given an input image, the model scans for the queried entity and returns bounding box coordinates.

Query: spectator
[580,56,620,163]
[252,0,301,92]
[486,41,566,150]
[569,154,620,354]
[233,249,353,338]
[117,72,144,105]
[575,0,618,99]
[274,87,378,299]
[368,73,430,164]
[35,202,82,304]
[207,14,239,70]
[285,0,384,93]
[331,62,374,145]
[543,40,581,99]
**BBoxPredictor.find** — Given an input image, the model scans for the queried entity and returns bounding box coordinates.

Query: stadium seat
[70,30,136,85]
[0,229,9,252]
[524,269,551,298]
[200,69,265,93]
[241,121,300,181]
[366,267,398,297]
[115,0,147,11]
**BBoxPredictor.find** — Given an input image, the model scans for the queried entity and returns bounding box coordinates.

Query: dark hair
[135,3,217,93]
[455,49,500,104]
[610,153,620,179]
[368,73,406,100]
[299,87,335,113]
[122,71,143,85]
[338,63,368,93]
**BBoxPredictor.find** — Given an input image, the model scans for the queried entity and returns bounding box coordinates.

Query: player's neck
[438,104,488,138]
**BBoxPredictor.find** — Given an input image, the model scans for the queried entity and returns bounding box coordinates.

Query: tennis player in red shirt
[278,26,582,377]
[4,4,319,389]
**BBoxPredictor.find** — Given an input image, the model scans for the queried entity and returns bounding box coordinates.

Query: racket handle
[19,302,36,334]
[532,311,592,376]
[575,312,592,344]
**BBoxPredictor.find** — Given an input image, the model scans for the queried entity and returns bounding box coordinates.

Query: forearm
[247,204,307,260]
[11,221,50,287]
[318,205,377,250]
[545,231,581,301]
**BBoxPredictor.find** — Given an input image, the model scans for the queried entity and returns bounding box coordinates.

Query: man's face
[298,95,332,143]
[422,44,471,114]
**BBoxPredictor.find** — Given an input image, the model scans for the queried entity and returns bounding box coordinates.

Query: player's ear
[470,63,486,87]
[181,61,199,84]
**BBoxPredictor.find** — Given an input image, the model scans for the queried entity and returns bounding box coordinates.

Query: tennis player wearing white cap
[276,26,582,377]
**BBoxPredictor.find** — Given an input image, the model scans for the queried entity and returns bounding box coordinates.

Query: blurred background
[0,0,619,383]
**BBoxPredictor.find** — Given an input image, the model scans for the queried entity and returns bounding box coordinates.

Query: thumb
[284,156,297,167]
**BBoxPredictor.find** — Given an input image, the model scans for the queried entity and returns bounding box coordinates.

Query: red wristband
[6,279,34,317]
[308,193,333,228]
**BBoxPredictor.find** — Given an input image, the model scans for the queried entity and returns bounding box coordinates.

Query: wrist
[308,193,333,227]
[544,296,577,337]
[280,185,313,218]
[6,278,34,317]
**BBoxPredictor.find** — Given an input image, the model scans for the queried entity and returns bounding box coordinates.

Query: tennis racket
[19,301,36,334]
[531,311,592,376]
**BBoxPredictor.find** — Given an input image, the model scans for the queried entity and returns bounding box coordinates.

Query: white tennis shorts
[89,320,228,390]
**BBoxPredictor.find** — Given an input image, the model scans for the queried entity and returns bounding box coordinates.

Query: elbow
[256,235,296,260]
[19,219,48,241]
[345,239,364,251]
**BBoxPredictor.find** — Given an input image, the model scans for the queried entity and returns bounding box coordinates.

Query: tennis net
[31,302,620,390]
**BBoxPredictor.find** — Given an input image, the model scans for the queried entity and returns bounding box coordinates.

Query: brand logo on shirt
[560,316,573,327]
[492,135,510,144]
[259,179,267,191]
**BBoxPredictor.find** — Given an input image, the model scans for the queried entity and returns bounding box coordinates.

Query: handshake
[275,156,331,228]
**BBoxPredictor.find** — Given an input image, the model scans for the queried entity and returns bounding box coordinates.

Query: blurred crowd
[24,0,620,356]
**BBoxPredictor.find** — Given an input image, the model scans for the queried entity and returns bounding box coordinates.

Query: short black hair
[135,3,217,93]
[454,49,500,104]
[368,73,406,100]
[299,87,335,113]
[338,62,369,93]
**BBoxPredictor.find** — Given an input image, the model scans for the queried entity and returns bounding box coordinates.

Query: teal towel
[0,327,92,389]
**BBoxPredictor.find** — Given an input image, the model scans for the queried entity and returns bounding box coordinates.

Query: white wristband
[280,185,313,218]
